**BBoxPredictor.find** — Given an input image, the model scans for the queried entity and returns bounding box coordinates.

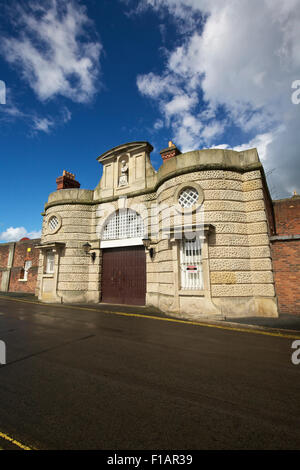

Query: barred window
[49,216,59,232]
[102,210,144,240]
[178,187,199,209]
[180,238,203,290]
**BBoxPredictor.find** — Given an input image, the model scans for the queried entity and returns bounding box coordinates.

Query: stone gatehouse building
[34,141,280,319]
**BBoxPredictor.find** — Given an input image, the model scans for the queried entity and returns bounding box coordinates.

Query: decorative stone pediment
[165,224,215,240]
[94,141,157,199]
[36,242,65,252]
[97,141,153,163]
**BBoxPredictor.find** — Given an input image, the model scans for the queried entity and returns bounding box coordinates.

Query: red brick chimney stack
[56,170,81,190]
[160,141,181,162]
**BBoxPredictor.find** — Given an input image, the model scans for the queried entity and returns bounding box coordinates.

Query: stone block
[210,272,237,284]
[243,179,262,192]
[246,211,266,223]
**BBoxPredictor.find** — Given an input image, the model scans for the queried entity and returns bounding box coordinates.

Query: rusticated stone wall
[38,202,97,303]
[151,168,277,317]
[36,144,279,318]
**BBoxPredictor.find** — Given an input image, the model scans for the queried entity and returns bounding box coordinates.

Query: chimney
[56,170,81,191]
[160,141,181,162]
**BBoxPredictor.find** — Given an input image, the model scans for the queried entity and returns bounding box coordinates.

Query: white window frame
[102,209,145,241]
[47,214,62,234]
[180,237,203,290]
[19,260,32,282]
[45,251,55,274]
[23,260,32,281]
[178,187,199,209]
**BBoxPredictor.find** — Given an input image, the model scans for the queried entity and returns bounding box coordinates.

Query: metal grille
[102,210,144,240]
[178,187,199,208]
[180,238,203,290]
[49,216,59,232]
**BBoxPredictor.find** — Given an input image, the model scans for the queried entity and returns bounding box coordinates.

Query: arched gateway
[100,209,147,306]
[37,141,279,319]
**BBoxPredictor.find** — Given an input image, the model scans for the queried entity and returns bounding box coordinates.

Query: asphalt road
[0,296,299,450]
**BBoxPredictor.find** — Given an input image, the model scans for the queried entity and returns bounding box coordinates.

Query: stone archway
[100,209,146,305]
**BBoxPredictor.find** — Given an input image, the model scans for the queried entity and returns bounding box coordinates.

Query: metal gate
[101,246,146,306]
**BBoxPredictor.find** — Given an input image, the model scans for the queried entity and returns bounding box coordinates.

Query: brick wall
[0,244,9,291]
[9,266,39,293]
[0,243,12,292]
[271,195,300,315]
[0,239,41,294]
[271,241,300,314]
[0,244,9,268]
[273,196,300,235]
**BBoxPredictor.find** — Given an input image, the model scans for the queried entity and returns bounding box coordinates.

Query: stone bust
[119,160,129,187]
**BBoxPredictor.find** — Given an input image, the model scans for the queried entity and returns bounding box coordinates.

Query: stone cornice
[97,141,153,163]
[44,161,263,212]
[35,242,66,251]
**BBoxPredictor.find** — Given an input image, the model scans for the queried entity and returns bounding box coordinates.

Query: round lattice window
[178,187,199,209]
[48,215,60,233]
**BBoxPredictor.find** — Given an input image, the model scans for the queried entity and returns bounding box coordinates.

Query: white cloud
[201,121,225,141]
[0,88,25,120]
[234,133,275,163]
[32,117,54,133]
[0,84,73,134]
[210,131,276,163]
[1,0,102,104]
[135,0,300,197]
[154,119,164,130]
[61,107,72,123]
[137,72,179,98]
[163,93,198,116]
[0,104,24,118]
[0,227,41,243]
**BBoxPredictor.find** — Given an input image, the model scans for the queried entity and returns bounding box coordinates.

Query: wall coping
[270,234,300,242]
[44,147,263,211]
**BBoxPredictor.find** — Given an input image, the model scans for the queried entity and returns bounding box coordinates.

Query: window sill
[179,290,204,296]
[43,274,54,278]
[18,279,27,283]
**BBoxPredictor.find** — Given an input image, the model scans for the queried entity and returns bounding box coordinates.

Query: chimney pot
[160,142,181,162]
[56,170,80,190]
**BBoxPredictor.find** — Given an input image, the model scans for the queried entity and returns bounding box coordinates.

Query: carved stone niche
[118,154,129,188]
[95,141,157,199]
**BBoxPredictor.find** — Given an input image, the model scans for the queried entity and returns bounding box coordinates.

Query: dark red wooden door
[101,246,146,306]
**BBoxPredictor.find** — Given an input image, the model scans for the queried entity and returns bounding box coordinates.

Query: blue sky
[0,0,300,242]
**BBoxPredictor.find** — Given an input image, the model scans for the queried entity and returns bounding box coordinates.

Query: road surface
[0,296,299,450]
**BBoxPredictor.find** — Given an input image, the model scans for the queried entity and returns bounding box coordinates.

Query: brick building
[271,194,300,315]
[0,238,41,294]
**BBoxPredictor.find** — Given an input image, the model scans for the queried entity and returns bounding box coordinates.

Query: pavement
[1,291,300,334]
[0,293,300,450]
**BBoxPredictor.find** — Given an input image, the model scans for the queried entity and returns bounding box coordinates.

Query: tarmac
[1,291,300,335]
[1,292,300,450]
